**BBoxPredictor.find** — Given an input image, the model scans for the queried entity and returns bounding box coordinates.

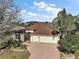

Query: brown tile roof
[26,22,56,35]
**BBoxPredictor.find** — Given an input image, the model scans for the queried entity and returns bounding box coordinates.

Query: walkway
[27,42,60,59]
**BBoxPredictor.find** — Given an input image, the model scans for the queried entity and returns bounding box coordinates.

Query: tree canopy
[0,0,20,49]
[52,9,75,32]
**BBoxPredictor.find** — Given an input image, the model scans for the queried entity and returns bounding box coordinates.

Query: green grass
[75,50,79,59]
[0,49,30,59]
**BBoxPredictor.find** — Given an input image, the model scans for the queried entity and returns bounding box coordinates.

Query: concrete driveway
[27,42,60,59]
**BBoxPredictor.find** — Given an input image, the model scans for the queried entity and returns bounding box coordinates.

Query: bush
[58,34,79,54]
[12,40,21,48]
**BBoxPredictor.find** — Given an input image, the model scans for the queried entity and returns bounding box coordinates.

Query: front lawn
[75,50,79,59]
[0,49,30,59]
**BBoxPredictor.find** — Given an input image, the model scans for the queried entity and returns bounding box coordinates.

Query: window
[16,34,20,40]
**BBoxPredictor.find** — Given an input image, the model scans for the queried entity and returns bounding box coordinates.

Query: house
[10,25,26,41]
[26,22,60,43]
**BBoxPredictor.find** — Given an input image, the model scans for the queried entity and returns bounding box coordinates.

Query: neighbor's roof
[13,25,25,30]
[26,22,57,35]
[10,24,25,31]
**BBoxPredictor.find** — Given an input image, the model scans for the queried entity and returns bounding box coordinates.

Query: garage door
[30,35,59,43]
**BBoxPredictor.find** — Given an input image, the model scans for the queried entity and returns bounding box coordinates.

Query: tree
[52,9,75,39]
[74,16,79,30]
[52,9,67,31]
[52,9,75,31]
[0,0,20,49]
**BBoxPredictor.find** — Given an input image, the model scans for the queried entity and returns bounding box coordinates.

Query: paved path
[27,42,60,59]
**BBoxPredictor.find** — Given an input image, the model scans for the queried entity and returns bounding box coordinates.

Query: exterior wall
[21,34,25,41]
[26,30,34,33]
[30,35,60,43]
[10,33,25,41]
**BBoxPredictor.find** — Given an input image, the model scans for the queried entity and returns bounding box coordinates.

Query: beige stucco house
[26,22,60,43]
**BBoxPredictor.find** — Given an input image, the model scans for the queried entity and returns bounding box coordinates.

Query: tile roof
[26,22,56,35]
[9,24,25,32]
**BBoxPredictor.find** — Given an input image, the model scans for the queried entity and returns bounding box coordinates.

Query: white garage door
[30,35,59,43]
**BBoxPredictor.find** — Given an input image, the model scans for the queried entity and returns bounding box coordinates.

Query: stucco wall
[10,33,25,41]
[30,35,60,43]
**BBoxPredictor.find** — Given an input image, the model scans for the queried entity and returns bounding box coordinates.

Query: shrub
[58,34,79,54]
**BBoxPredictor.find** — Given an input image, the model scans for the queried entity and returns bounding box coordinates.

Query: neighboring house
[10,25,26,41]
[26,22,60,43]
